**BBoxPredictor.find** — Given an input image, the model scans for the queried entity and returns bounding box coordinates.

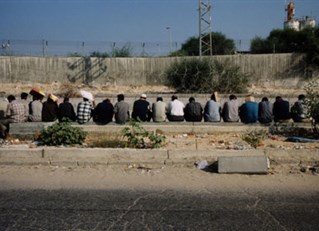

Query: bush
[121,120,166,149]
[241,129,268,149]
[165,58,250,93]
[38,122,87,146]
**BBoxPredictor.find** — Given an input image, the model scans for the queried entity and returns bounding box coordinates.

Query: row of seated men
[0,89,308,138]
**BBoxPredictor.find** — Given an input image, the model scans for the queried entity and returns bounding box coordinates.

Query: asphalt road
[1,189,318,230]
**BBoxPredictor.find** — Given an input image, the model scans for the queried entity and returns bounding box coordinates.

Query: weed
[241,129,268,149]
[122,120,166,149]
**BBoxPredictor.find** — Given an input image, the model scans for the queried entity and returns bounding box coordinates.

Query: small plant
[121,120,166,149]
[241,129,268,149]
[38,122,87,146]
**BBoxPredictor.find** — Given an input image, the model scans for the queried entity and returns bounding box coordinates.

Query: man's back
[114,101,129,124]
[152,101,166,122]
[222,100,239,122]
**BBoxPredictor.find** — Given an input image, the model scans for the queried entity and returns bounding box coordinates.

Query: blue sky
[1,0,318,55]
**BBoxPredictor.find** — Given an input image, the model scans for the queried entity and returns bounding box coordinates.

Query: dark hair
[63,97,70,103]
[298,94,305,100]
[229,94,237,100]
[210,94,216,101]
[7,95,15,101]
[117,94,124,101]
[171,95,178,101]
[189,97,195,102]
[157,97,163,102]
[21,92,28,99]
[262,97,268,102]
[275,96,282,101]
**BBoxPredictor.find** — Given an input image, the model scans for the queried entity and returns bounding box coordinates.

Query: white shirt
[167,99,184,116]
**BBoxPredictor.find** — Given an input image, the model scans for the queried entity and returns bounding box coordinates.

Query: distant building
[283,2,316,31]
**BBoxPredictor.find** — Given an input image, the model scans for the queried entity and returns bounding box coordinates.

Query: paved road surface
[1,189,319,230]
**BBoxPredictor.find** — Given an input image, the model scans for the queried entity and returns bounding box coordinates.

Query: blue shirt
[239,101,258,123]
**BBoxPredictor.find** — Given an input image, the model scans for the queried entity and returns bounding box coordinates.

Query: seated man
[132,94,151,122]
[58,97,76,122]
[166,95,185,122]
[273,96,290,123]
[77,94,95,124]
[114,94,130,124]
[0,95,27,138]
[93,98,114,124]
[152,97,166,122]
[42,94,59,122]
[204,92,221,122]
[184,97,203,122]
[290,94,309,122]
[239,95,258,124]
[258,97,273,124]
[222,94,239,122]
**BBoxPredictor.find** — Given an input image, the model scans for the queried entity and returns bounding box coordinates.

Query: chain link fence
[0,39,251,57]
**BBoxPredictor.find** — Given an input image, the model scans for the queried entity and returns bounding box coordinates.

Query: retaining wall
[0,53,308,87]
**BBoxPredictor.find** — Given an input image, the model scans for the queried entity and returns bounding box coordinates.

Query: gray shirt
[28,100,42,122]
[114,101,130,124]
[222,99,239,122]
[152,101,166,122]
[204,100,221,122]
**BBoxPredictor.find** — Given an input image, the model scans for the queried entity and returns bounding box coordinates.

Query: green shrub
[165,58,250,93]
[241,129,268,149]
[38,122,87,146]
[121,120,166,149]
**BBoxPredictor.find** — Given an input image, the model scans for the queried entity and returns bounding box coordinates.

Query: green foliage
[166,58,214,93]
[90,51,110,57]
[241,129,268,149]
[212,59,250,93]
[112,44,132,57]
[250,27,319,66]
[165,58,250,93]
[38,122,87,146]
[173,32,235,56]
[304,81,319,132]
[121,120,166,149]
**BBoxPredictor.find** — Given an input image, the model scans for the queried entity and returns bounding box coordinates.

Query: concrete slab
[218,155,268,174]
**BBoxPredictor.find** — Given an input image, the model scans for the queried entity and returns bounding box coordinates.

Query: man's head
[117,94,124,102]
[21,92,28,100]
[298,94,305,101]
[7,95,15,103]
[189,97,195,103]
[171,95,178,101]
[229,94,237,100]
[140,94,147,100]
[156,97,163,102]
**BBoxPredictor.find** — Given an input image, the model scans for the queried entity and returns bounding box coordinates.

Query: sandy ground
[0,164,318,193]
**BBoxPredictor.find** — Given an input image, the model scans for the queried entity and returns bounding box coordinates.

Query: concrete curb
[0,147,318,167]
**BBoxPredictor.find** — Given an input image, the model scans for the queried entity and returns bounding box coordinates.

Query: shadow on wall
[282,53,313,79]
[67,57,109,84]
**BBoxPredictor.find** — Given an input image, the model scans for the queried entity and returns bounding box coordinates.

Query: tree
[172,32,236,56]
[250,27,319,66]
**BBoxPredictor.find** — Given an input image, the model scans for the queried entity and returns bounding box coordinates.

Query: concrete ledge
[218,155,268,174]
[9,121,312,138]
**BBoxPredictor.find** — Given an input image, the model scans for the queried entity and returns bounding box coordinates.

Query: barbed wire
[0,39,252,57]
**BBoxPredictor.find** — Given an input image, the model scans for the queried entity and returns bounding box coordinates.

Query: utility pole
[199,0,212,56]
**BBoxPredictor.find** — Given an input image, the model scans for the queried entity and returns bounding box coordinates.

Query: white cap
[80,90,94,101]
[141,93,147,98]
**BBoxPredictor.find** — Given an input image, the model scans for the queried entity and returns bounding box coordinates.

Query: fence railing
[0,39,252,57]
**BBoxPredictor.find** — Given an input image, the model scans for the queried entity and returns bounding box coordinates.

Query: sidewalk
[0,146,318,167]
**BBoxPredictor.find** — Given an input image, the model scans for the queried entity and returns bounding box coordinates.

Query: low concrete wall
[0,54,309,87]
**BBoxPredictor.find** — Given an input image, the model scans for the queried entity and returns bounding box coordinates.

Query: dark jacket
[132,99,151,122]
[42,100,58,122]
[58,102,76,122]
[93,100,114,124]
[239,101,258,124]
